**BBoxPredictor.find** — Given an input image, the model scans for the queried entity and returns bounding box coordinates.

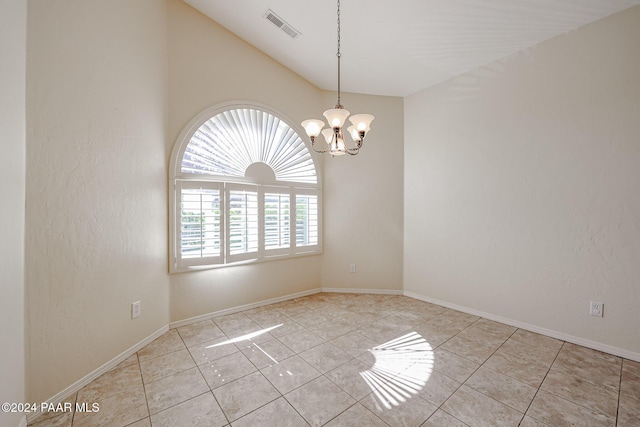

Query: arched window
[169,104,321,272]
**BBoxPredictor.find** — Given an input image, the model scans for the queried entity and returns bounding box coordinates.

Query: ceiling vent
[264,9,301,39]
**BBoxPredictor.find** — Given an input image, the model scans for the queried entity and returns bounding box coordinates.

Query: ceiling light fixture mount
[301,0,374,156]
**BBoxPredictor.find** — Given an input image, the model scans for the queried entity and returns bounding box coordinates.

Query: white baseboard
[169,288,323,329]
[18,415,27,427]
[321,287,403,295]
[404,290,640,363]
[169,287,403,330]
[26,325,168,425]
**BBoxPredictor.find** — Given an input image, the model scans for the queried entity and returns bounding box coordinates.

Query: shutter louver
[265,192,291,252]
[296,194,319,247]
[177,183,223,268]
[182,108,317,184]
[228,187,259,260]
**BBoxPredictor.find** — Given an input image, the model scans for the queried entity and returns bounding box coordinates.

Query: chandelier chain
[336,0,342,107]
[337,0,341,57]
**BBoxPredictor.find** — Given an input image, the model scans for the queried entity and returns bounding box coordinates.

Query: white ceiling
[184,0,640,97]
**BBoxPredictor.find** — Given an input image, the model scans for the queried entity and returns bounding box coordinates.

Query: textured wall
[168,1,405,323]
[320,92,404,292]
[168,0,324,322]
[26,0,170,401]
[404,6,640,356]
[0,0,26,425]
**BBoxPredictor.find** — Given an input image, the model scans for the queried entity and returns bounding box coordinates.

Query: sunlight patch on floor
[205,324,283,348]
[361,331,434,409]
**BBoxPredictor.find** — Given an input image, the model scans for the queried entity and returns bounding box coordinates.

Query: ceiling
[184,0,640,97]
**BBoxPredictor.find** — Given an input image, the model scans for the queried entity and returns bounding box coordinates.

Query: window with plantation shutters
[227,186,259,261]
[296,193,319,247]
[169,104,321,272]
[264,189,291,254]
[177,182,223,267]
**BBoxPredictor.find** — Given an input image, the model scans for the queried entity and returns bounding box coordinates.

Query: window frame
[169,102,322,273]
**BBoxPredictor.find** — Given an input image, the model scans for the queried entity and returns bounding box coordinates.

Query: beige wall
[321,91,404,292]
[167,0,324,322]
[404,6,640,357]
[18,0,640,408]
[168,0,404,321]
[26,0,170,402]
[21,0,640,407]
[22,0,404,404]
[0,0,26,425]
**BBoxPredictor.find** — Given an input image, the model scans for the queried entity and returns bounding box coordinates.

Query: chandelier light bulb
[347,125,360,142]
[349,114,374,133]
[301,119,325,139]
[323,108,350,129]
[321,128,335,145]
[331,135,347,156]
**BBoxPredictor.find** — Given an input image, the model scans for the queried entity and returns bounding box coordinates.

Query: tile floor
[30,293,640,427]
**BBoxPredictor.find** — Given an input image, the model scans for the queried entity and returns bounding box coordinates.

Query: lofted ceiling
[184,0,640,97]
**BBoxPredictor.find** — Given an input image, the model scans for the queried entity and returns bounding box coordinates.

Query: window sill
[170,249,322,274]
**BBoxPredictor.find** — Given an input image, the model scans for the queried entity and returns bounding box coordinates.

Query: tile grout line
[188,334,233,427]
[519,340,565,426]
[615,360,623,426]
[138,351,152,427]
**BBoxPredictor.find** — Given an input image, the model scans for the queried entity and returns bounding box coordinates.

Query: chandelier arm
[311,139,328,154]
[344,136,363,152]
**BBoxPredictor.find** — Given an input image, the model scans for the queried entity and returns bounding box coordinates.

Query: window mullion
[199,194,204,259]
[221,182,227,264]
[258,185,265,259]
[291,190,297,253]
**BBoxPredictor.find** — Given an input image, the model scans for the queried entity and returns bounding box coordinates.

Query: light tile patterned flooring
[31,293,640,426]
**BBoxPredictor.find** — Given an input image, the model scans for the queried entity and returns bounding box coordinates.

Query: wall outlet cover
[590,301,603,317]
[132,301,141,319]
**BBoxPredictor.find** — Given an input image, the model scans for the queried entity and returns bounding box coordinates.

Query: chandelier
[301,0,374,156]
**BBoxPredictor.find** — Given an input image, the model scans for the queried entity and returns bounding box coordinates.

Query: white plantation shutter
[182,108,317,184]
[264,189,291,254]
[176,181,223,268]
[296,192,319,249]
[227,185,259,262]
[170,104,321,272]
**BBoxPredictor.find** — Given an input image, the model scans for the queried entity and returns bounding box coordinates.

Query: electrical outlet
[590,301,603,317]
[349,263,356,273]
[131,301,141,319]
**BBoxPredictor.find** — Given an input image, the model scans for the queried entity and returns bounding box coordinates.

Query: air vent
[264,9,301,39]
